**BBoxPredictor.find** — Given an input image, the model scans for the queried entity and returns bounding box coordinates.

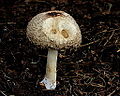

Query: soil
[0,0,120,96]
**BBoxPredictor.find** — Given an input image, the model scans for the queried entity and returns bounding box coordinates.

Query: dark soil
[0,0,120,96]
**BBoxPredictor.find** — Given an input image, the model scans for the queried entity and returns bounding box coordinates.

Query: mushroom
[27,10,82,89]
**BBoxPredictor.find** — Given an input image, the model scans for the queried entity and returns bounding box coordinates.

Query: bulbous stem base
[40,77,56,89]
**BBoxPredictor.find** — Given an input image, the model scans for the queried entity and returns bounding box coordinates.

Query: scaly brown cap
[27,10,82,49]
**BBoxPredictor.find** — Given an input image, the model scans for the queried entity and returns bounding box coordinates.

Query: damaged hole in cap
[61,29,69,38]
[48,12,62,17]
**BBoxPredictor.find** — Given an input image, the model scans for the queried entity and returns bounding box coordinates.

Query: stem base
[40,77,56,89]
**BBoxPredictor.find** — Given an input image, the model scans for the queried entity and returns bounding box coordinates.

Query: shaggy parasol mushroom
[27,10,82,89]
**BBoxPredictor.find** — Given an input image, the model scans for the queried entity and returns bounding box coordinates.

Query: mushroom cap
[27,10,82,49]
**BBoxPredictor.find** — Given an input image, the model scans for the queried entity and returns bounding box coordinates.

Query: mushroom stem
[41,48,58,89]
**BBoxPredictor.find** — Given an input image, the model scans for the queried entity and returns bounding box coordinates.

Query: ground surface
[0,0,120,96]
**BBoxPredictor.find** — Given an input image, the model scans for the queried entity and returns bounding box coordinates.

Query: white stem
[40,48,58,89]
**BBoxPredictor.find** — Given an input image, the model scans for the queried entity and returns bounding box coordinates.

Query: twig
[0,22,16,25]
[80,39,100,47]
[107,90,116,96]
[98,75,106,87]
[0,90,7,96]
[104,31,115,46]
[107,87,120,96]
[79,36,108,48]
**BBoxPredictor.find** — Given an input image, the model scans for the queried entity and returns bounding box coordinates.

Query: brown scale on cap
[47,12,63,17]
